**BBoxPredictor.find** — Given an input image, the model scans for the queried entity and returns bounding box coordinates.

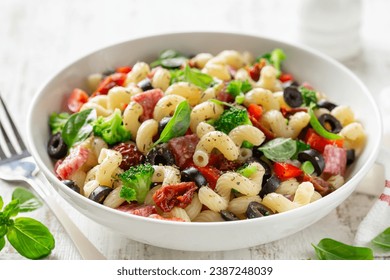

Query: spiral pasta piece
[193,131,240,167]
[198,162,265,212]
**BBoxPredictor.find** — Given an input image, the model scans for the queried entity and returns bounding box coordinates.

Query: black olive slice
[47,133,68,159]
[89,185,112,204]
[62,180,80,193]
[317,100,337,111]
[297,149,325,175]
[158,116,172,135]
[181,167,208,188]
[259,174,280,198]
[137,78,154,92]
[246,201,274,219]
[283,86,303,108]
[220,210,240,221]
[145,143,176,166]
[318,113,343,133]
[346,149,355,165]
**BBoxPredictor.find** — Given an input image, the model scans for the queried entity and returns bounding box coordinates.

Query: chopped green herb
[301,161,315,175]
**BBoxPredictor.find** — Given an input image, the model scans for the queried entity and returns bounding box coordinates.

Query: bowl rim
[26,31,383,229]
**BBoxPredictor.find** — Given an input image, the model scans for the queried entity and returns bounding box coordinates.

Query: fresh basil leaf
[183,65,214,90]
[312,238,373,260]
[292,140,311,159]
[7,217,55,259]
[12,187,43,213]
[258,138,297,162]
[372,227,390,249]
[154,100,191,145]
[160,57,187,69]
[0,236,5,251]
[0,196,3,210]
[159,49,183,60]
[151,49,188,69]
[49,112,70,134]
[3,199,20,218]
[62,108,96,147]
[0,224,7,238]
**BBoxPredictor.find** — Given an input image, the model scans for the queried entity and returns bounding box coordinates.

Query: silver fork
[0,95,106,260]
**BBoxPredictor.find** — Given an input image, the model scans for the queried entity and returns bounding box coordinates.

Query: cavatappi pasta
[47,48,366,222]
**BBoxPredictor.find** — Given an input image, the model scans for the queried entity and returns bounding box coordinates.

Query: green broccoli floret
[226,80,253,104]
[49,112,70,134]
[213,107,251,134]
[119,163,154,203]
[257,48,286,77]
[92,109,131,145]
[270,48,286,77]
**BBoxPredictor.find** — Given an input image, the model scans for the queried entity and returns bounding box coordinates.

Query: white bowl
[27,32,382,251]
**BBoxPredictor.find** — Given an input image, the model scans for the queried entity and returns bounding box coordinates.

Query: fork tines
[0,95,27,160]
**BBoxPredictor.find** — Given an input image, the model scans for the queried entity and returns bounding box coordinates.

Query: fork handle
[42,195,107,260]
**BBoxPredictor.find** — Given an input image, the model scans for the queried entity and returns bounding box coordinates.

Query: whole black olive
[318,113,343,133]
[246,201,274,219]
[317,100,337,111]
[259,175,280,198]
[47,133,68,159]
[220,210,240,221]
[158,116,172,135]
[137,78,154,92]
[89,185,113,204]
[283,86,303,108]
[346,149,355,165]
[297,149,325,175]
[62,180,80,193]
[181,167,208,188]
[145,143,176,166]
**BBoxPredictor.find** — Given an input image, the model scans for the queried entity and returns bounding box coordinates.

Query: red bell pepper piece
[67,88,89,113]
[247,103,263,121]
[304,128,343,153]
[273,162,303,181]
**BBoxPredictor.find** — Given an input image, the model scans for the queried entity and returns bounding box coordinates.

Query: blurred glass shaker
[298,0,362,61]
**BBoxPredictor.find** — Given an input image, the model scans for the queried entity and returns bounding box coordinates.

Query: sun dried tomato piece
[112,142,144,170]
[153,182,197,212]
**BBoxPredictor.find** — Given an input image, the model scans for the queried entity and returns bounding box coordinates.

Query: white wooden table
[0,0,389,260]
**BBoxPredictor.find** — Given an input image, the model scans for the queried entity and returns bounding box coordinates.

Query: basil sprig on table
[61,108,96,147]
[372,227,390,249]
[0,188,55,259]
[312,238,374,260]
[154,100,191,145]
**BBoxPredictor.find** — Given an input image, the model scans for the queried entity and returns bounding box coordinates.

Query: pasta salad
[47,49,366,222]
